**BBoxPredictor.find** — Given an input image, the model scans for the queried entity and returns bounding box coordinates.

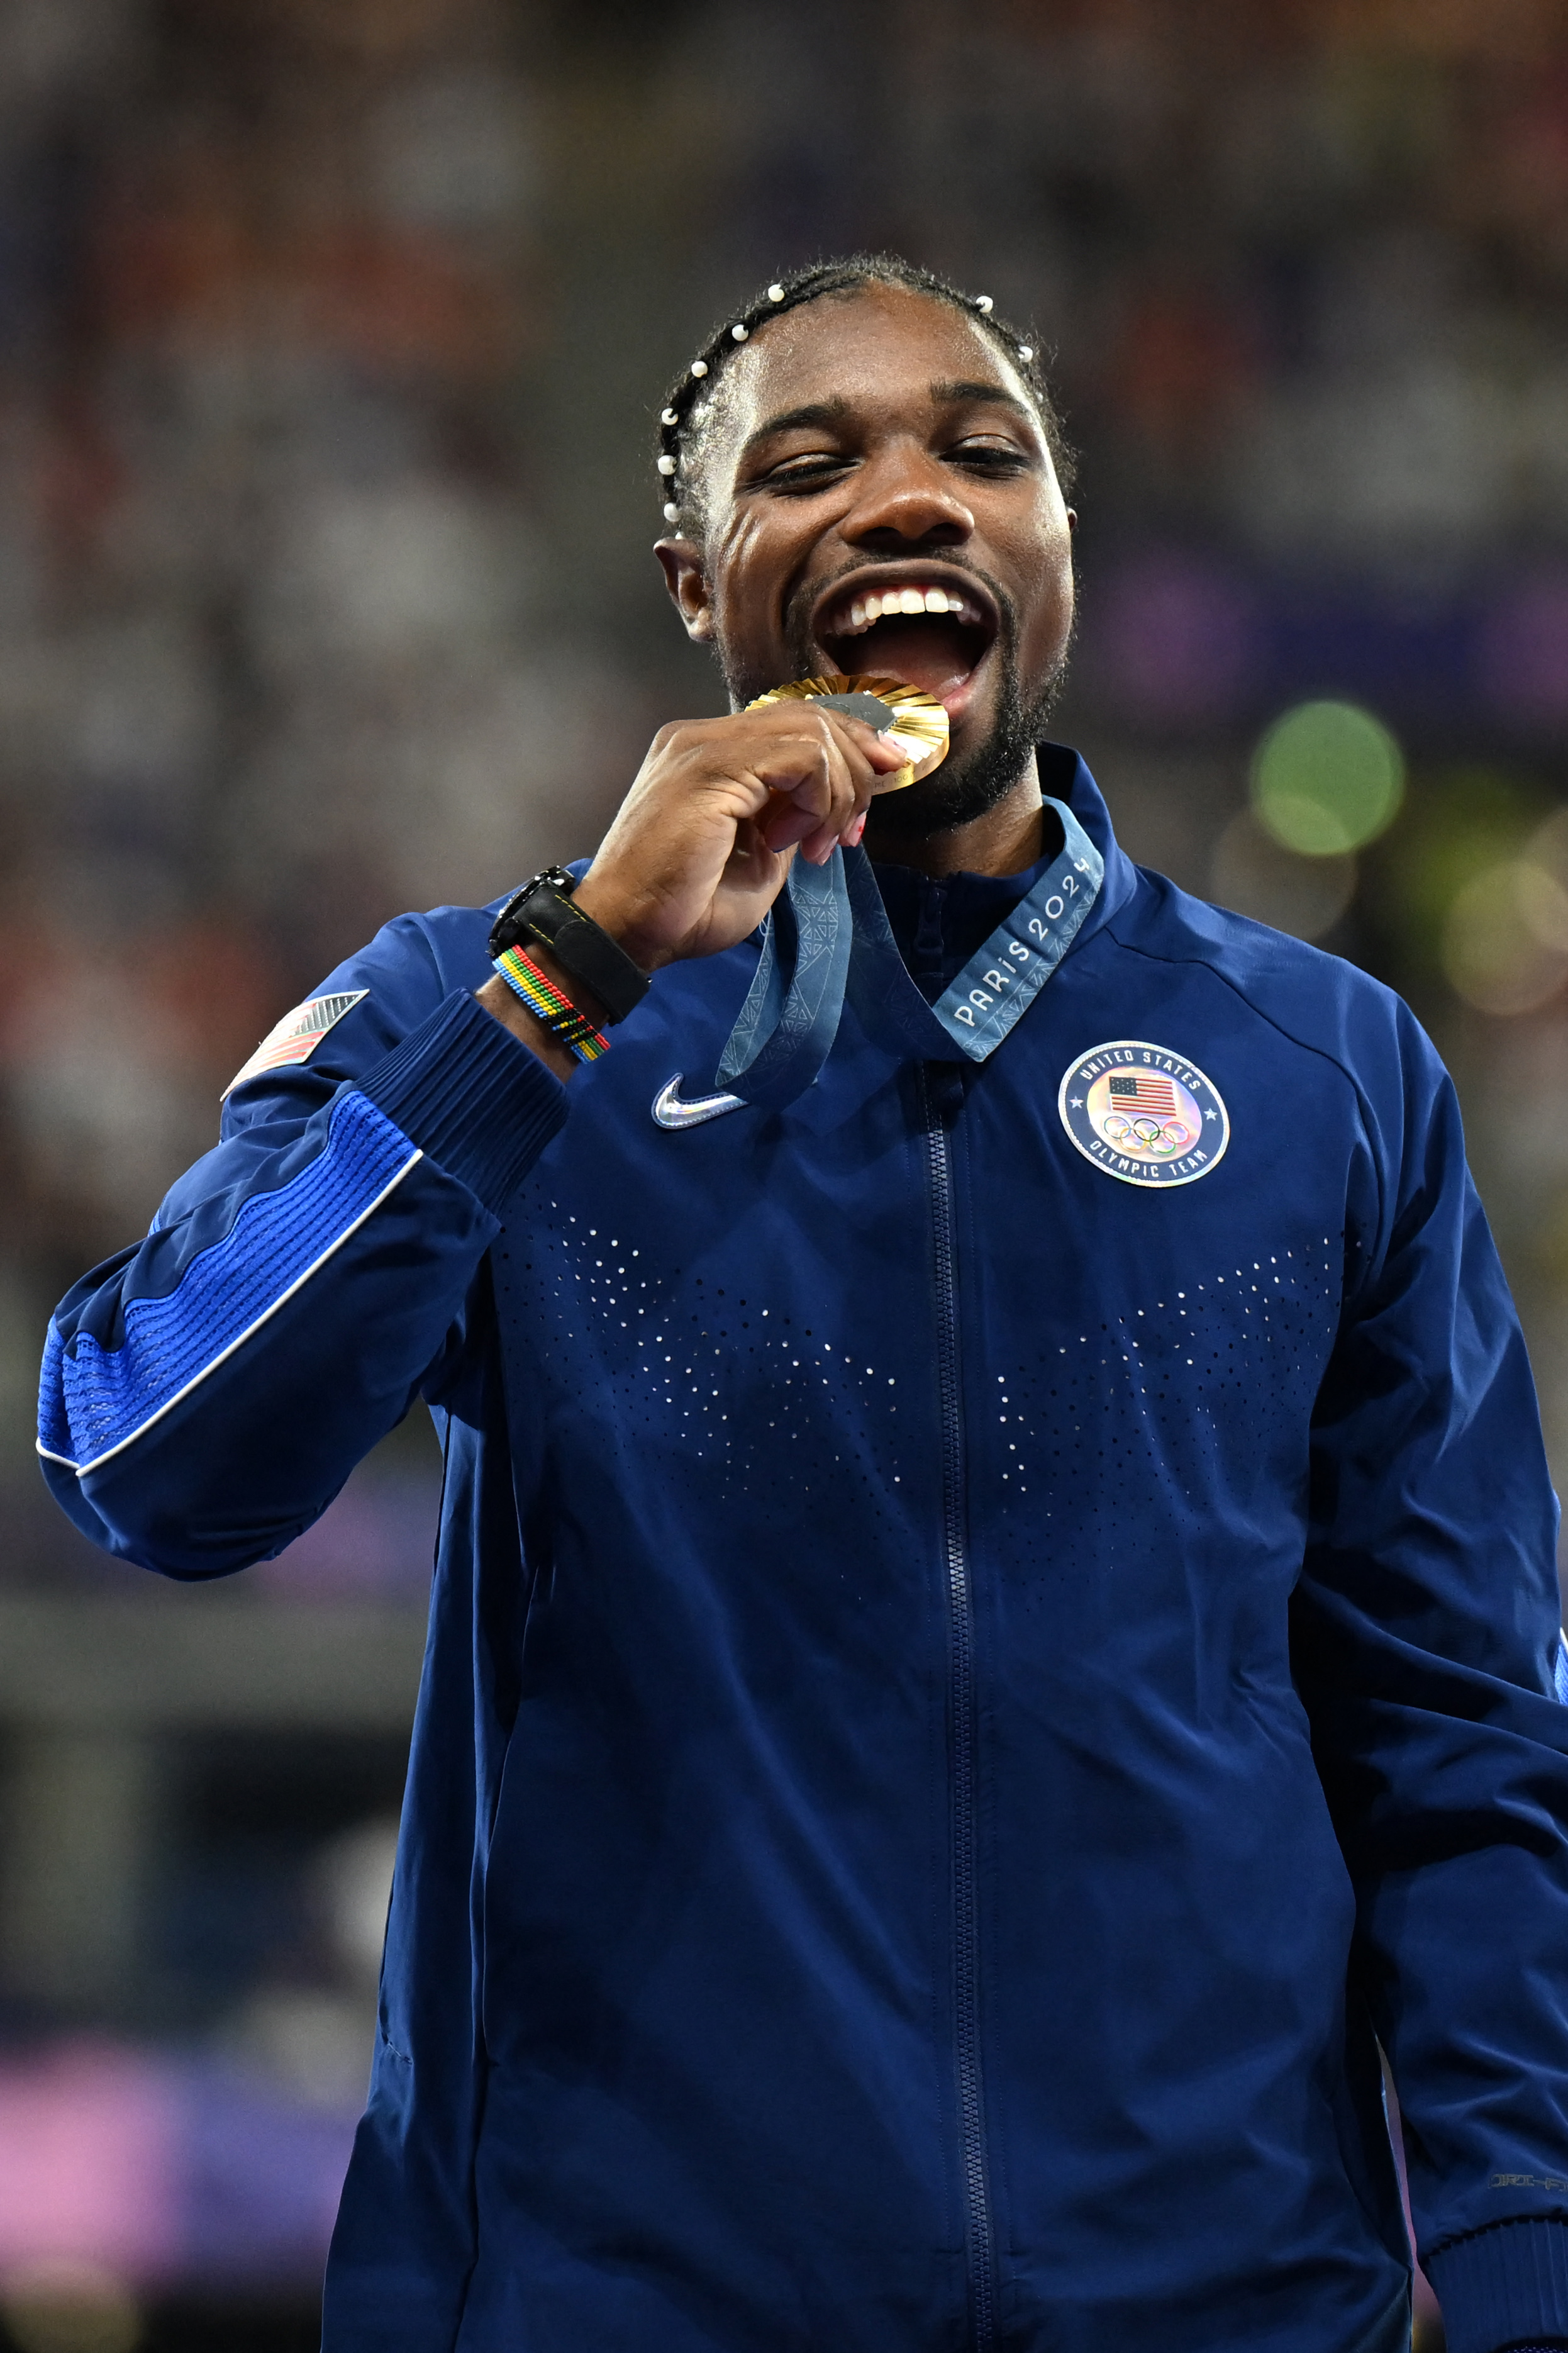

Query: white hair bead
[660,407,679,425]
[731,323,748,341]
[657,454,677,475]
[767,284,784,301]
[690,359,708,377]
[975,294,993,313]
[663,502,679,522]
[1018,345,1033,362]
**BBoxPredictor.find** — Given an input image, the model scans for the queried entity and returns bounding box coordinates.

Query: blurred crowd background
[0,0,1563,2343]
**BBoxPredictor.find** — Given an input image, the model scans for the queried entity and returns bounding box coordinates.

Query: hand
[568,703,909,971]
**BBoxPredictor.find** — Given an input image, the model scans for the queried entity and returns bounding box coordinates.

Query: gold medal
[745,674,949,792]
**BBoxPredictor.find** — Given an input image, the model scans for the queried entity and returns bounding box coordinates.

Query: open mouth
[813,574,998,715]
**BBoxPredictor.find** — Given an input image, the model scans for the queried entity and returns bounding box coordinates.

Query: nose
[840,445,974,551]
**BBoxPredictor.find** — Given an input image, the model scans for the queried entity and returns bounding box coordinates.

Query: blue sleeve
[1293,1006,1568,2353]
[36,910,566,1580]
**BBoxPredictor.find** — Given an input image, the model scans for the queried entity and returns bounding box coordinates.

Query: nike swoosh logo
[652,1075,747,1129]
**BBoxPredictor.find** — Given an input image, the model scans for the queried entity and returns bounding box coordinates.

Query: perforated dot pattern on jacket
[499,1195,926,1537]
[982,1238,1347,1585]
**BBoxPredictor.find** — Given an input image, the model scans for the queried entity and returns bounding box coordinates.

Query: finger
[762,775,855,861]
[745,708,897,785]
[760,798,827,856]
[815,713,904,843]
[730,712,898,847]
[757,718,860,858]
[736,709,892,862]
[828,714,910,774]
[811,713,908,818]
[803,724,867,861]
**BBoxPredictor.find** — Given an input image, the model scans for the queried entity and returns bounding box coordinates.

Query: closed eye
[760,442,1033,493]
[948,439,1034,474]
[762,452,855,491]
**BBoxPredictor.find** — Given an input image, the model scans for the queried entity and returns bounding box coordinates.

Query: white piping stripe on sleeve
[36,1443,79,1470]
[50,1146,423,1481]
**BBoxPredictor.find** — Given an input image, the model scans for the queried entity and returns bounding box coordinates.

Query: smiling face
[657,282,1076,841]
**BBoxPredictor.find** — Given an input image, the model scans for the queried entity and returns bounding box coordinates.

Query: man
[37,255,1568,2353]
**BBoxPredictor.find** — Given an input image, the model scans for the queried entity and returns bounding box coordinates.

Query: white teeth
[828,584,979,636]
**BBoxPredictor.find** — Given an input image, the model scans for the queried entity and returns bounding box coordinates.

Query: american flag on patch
[223,990,369,1098]
[1107,1071,1177,1115]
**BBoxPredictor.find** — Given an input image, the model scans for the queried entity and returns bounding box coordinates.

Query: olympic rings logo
[1097,1112,1194,1157]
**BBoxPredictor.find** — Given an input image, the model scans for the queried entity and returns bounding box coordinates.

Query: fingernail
[847,812,867,846]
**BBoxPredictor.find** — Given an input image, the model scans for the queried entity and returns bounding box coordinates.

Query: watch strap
[489,869,650,1026]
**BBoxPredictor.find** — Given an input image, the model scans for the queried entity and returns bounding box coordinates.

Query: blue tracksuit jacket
[38,752,1568,2353]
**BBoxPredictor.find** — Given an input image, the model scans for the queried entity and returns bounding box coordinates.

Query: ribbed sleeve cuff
[1425,2220,1568,2353]
[355,988,567,1215]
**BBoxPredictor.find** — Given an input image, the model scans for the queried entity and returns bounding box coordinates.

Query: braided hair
[653,252,1074,537]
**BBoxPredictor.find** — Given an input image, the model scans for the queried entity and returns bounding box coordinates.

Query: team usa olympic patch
[1058,1040,1229,1188]
[223,991,368,1098]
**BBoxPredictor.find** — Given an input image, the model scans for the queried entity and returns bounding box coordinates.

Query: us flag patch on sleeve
[223,991,369,1098]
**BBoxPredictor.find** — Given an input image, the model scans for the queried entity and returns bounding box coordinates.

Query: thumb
[835,715,920,772]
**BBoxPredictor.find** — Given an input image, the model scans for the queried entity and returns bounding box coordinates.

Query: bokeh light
[1442,859,1568,1015]
[1209,813,1357,942]
[1250,701,1406,857]
[1437,807,1568,1016]
[0,2262,141,2353]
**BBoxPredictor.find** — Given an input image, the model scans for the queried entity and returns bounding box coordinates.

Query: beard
[865,627,1067,850]
[716,574,1070,847]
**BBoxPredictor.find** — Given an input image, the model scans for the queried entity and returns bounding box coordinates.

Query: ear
[655,537,714,642]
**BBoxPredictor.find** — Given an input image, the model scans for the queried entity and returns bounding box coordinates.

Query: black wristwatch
[487,867,651,1026]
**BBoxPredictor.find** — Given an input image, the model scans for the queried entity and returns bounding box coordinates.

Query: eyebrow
[739,378,1037,465]
[928,377,1037,424]
[738,399,850,462]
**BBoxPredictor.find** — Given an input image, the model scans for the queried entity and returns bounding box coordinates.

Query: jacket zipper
[921,1063,997,2352]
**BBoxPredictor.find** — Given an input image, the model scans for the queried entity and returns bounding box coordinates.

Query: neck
[864,751,1045,879]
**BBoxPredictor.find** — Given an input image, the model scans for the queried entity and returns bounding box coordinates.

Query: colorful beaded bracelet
[492,945,610,1063]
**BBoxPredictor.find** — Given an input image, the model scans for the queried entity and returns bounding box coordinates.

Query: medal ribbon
[714,844,854,1111]
[715,796,1103,1107]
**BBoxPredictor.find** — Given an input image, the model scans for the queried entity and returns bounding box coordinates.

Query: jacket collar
[711,744,1132,1105]
[1037,742,1139,941]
